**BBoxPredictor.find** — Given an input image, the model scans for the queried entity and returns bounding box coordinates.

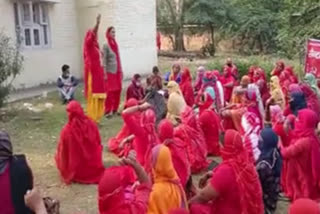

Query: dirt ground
[0,57,289,214]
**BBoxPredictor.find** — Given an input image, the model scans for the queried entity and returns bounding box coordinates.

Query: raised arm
[93,14,101,35]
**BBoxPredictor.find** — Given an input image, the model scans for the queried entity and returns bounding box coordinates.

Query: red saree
[55,101,104,184]
[180,68,194,107]
[105,27,123,114]
[198,93,222,156]
[300,83,320,120]
[122,109,159,170]
[221,67,235,103]
[107,99,139,157]
[98,166,151,214]
[174,107,208,173]
[221,130,264,214]
[83,30,105,98]
[281,109,320,200]
[158,119,191,187]
[190,130,264,214]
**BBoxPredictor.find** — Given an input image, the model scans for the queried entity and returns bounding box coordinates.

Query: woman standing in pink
[103,27,123,117]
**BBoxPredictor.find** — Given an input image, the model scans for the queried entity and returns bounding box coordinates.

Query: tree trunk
[210,24,216,56]
[174,26,185,51]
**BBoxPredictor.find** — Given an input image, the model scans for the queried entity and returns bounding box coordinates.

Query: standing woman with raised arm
[83,14,106,122]
[103,26,123,118]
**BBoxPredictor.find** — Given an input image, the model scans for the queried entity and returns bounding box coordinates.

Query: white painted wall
[112,0,158,78]
[0,0,157,89]
[76,0,158,79]
[0,0,81,89]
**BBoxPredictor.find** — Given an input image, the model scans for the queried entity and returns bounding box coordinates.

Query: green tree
[157,0,187,51]
[184,0,231,55]
[277,0,320,58]
[0,32,24,107]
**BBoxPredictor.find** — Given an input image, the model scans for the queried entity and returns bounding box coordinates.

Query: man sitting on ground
[57,64,79,104]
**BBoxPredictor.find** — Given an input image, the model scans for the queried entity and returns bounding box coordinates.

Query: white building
[0,0,157,89]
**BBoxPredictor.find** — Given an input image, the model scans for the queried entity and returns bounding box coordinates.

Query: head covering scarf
[194,66,206,91]
[177,107,208,173]
[158,119,190,187]
[83,30,105,98]
[258,128,282,177]
[248,66,257,82]
[148,144,187,214]
[300,83,320,120]
[98,166,136,214]
[180,68,192,84]
[140,109,160,172]
[253,68,266,82]
[55,101,104,184]
[167,81,187,125]
[289,199,320,214]
[293,109,320,185]
[221,130,264,214]
[108,99,139,157]
[180,68,194,107]
[270,76,286,109]
[305,73,320,98]
[289,84,303,94]
[0,131,12,175]
[126,75,144,101]
[169,63,182,82]
[270,105,285,125]
[272,61,285,77]
[106,27,122,73]
[289,92,307,116]
[197,91,214,115]
[200,71,222,109]
[245,86,263,124]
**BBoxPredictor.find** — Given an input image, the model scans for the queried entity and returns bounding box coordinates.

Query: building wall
[0,0,82,89]
[112,0,157,77]
[76,0,158,79]
[0,0,157,89]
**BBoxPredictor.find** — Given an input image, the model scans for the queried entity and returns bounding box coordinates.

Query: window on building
[14,1,51,49]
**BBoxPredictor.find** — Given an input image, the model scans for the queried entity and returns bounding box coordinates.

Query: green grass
[0,56,290,213]
[0,88,124,213]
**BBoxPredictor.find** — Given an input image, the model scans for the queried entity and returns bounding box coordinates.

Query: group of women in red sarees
[56,35,320,214]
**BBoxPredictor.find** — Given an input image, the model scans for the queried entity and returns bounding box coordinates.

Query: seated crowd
[2,58,320,214]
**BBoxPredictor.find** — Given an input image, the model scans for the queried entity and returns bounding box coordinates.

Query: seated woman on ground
[108,98,140,158]
[126,74,145,102]
[166,81,187,126]
[144,78,167,125]
[147,144,188,214]
[55,101,105,184]
[0,131,34,214]
[164,63,182,85]
[150,66,163,91]
[98,151,152,214]
[189,130,264,214]
[122,102,159,169]
[256,128,282,214]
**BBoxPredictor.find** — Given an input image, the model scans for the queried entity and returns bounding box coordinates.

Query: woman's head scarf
[0,131,12,174]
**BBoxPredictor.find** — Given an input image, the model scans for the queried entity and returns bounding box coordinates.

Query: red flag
[305,39,320,78]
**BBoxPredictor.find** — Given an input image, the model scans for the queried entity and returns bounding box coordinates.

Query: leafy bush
[207,55,302,80]
[0,32,24,107]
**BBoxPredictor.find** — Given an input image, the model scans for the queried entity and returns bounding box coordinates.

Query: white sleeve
[250,84,265,120]
[217,81,225,106]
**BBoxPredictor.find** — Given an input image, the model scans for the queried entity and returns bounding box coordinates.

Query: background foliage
[157,0,320,58]
[0,32,24,107]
